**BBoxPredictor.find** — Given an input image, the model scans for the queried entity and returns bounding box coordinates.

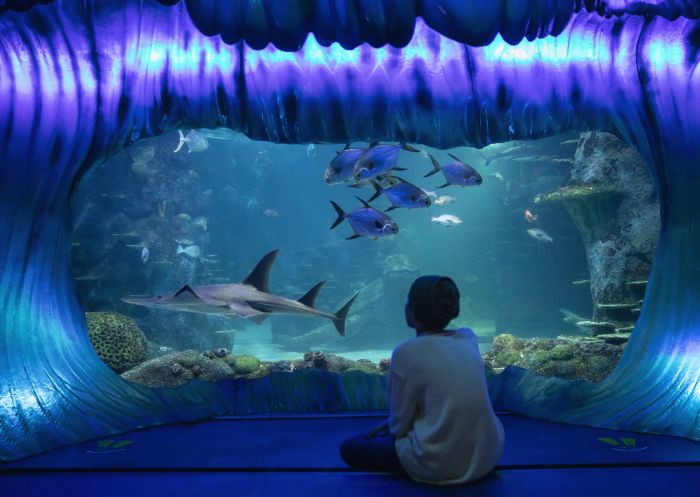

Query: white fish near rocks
[306,143,317,158]
[527,228,553,243]
[141,246,150,264]
[430,214,462,227]
[176,244,202,258]
[174,130,209,153]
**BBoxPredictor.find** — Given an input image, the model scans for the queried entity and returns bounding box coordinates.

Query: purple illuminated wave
[0,0,699,461]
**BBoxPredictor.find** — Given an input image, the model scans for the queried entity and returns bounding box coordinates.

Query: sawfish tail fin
[332,292,359,336]
[174,130,186,153]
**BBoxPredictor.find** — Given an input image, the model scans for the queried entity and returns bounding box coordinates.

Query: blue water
[70,129,591,363]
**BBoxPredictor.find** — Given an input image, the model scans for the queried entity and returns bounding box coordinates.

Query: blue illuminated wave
[0,0,699,461]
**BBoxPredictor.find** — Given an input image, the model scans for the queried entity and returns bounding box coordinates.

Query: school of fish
[324,142,485,240]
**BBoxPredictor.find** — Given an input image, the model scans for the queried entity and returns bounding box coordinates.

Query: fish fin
[173,130,186,153]
[400,143,420,153]
[332,292,359,336]
[335,151,341,156]
[330,201,346,229]
[385,206,397,212]
[448,153,466,165]
[346,183,362,189]
[367,181,383,202]
[354,196,372,209]
[297,281,325,308]
[172,285,203,302]
[392,166,407,171]
[423,154,441,177]
[369,140,380,148]
[242,249,279,293]
[346,234,361,240]
[437,183,450,189]
[344,143,351,150]
[248,314,268,325]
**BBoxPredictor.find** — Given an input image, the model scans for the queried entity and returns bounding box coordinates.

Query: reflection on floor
[2,413,699,496]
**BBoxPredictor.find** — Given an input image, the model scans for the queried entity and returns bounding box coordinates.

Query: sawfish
[122,250,359,335]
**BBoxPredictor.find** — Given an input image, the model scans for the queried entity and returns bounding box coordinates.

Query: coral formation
[288,351,381,375]
[121,349,235,387]
[86,312,148,373]
[484,333,624,383]
[121,349,388,388]
[233,355,261,375]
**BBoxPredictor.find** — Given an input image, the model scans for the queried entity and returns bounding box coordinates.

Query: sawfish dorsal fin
[297,281,325,308]
[173,285,201,301]
[242,249,279,293]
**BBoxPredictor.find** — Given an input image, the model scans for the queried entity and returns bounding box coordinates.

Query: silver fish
[425,153,482,188]
[432,194,456,206]
[176,244,201,258]
[352,143,418,181]
[489,172,504,181]
[430,214,462,227]
[122,250,358,335]
[306,143,317,158]
[527,228,553,243]
[174,130,209,153]
[141,246,150,264]
[324,144,366,184]
[367,178,431,211]
[330,197,399,240]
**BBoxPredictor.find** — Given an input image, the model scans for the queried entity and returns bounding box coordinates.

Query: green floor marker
[598,437,622,447]
[112,440,133,449]
[597,436,647,452]
[88,439,134,454]
[619,437,636,448]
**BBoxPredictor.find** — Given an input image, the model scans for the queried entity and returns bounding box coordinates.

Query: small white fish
[193,217,208,232]
[262,208,279,217]
[174,130,209,153]
[489,172,504,181]
[306,143,317,157]
[527,228,553,243]
[176,244,201,258]
[246,197,259,212]
[431,214,462,227]
[141,246,149,264]
[433,195,456,206]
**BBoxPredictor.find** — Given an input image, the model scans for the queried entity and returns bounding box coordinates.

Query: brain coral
[86,312,148,373]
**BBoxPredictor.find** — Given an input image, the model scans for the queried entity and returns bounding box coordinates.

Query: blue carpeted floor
[2,413,700,496]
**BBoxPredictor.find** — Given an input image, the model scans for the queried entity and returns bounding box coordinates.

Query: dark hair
[408,275,460,330]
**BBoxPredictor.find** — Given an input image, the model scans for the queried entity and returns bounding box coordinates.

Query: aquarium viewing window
[0,0,699,463]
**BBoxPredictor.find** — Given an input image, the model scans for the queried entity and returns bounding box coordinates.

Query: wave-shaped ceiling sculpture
[0,0,699,461]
